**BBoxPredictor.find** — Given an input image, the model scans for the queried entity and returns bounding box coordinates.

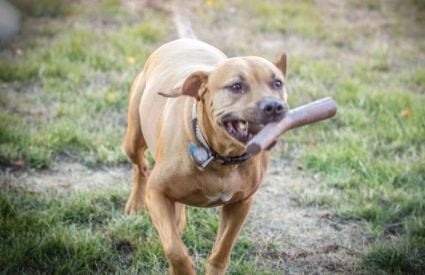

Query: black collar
[188,102,250,170]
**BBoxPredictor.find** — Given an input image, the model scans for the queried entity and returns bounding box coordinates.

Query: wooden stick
[246,97,337,155]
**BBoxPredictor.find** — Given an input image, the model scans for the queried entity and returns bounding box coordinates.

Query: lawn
[1,0,424,274]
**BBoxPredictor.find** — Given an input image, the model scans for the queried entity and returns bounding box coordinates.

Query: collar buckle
[188,143,214,170]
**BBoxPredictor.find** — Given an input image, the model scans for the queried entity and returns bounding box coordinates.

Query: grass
[268,1,425,272]
[1,0,424,273]
[240,0,329,39]
[10,0,72,17]
[0,188,273,274]
[0,1,169,168]
[276,32,425,275]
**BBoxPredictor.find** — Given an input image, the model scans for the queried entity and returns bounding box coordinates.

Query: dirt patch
[113,239,135,267]
[247,160,368,273]
[0,162,130,194]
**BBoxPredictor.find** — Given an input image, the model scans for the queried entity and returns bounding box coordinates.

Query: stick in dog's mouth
[246,97,337,154]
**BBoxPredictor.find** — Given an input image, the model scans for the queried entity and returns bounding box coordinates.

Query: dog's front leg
[206,198,253,275]
[146,186,195,275]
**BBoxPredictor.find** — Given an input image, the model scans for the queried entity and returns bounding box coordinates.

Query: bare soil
[247,160,368,274]
[1,162,129,194]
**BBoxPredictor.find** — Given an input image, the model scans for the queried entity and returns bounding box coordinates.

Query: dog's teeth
[238,121,247,130]
[223,119,251,142]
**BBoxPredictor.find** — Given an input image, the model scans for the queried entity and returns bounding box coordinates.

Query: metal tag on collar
[188,143,214,170]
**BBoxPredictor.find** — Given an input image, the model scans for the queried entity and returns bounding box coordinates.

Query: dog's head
[160,53,288,148]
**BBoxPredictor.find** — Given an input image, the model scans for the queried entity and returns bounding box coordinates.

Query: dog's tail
[172,0,197,39]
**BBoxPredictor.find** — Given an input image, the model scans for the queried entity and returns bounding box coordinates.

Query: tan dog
[124,38,288,275]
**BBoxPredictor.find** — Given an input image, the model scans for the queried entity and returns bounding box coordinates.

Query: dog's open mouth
[222,118,264,144]
[223,120,251,143]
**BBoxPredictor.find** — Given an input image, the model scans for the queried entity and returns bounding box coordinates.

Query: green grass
[0,2,169,167]
[10,0,72,17]
[270,2,425,271]
[239,0,329,39]
[275,48,425,273]
[0,188,275,274]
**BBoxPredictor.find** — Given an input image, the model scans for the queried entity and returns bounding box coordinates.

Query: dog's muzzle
[221,98,288,144]
[257,98,288,123]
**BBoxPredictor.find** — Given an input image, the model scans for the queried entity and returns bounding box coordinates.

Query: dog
[123,38,288,275]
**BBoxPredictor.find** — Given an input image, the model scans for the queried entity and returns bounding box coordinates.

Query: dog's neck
[196,101,247,157]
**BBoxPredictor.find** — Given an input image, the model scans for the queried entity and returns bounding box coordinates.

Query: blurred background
[0,0,424,274]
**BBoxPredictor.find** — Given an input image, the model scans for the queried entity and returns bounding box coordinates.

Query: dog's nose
[259,98,287,121]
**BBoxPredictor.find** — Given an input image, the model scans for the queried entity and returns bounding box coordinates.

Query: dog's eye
[228,82,244,93]
[272,79,283,89]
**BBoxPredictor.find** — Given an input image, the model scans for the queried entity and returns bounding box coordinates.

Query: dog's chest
[199,172,243,204]
[171,162,266,207]
[206,192,233,204]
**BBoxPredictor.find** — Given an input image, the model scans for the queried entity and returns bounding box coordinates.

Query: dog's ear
[158,71,208,100]
[181,71,208,100]
[275,52,287,76]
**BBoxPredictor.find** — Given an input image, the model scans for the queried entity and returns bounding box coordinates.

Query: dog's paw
[124,198,145,215]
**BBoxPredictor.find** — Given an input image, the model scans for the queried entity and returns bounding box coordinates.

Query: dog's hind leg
[124,73,149,215]
[124,154,148,214]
